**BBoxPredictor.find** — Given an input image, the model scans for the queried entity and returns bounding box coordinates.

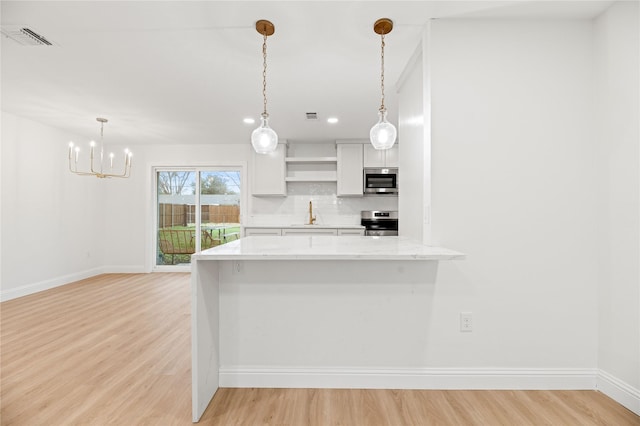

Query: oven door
[361,218,398,236]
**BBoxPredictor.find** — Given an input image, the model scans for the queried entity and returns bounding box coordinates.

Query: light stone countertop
[193,236,465,261]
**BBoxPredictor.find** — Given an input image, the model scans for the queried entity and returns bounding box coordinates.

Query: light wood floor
[1,273,638,425]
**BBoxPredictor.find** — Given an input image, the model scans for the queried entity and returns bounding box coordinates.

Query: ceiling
[1,1,613,147]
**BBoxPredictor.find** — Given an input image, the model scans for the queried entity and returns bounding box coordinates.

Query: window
[155,168,242,267]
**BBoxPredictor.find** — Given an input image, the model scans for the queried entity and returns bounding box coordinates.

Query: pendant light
[251,20,278,154]
[369,18,397,150]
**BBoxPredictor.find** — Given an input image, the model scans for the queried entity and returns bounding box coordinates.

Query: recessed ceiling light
[327,117,339,124]
[243,118,255,124]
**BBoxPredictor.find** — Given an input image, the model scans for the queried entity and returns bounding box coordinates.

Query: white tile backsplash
[249,187,398,226]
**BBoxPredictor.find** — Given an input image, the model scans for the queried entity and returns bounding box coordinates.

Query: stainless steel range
[360,210,398,236]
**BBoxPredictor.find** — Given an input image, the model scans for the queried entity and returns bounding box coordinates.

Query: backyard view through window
[156,169,241,266]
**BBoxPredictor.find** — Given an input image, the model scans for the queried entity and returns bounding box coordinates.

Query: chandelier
[369,18,397,150]
[250,19,278,154]
[68,117,132,178]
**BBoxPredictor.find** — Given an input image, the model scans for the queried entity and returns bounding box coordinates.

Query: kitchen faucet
[308,201,316,225]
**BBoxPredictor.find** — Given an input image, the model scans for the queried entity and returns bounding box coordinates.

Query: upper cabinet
[363,144,399,168]
[252,142,287,196]
[336,142,363,197]
[251,140,398,197]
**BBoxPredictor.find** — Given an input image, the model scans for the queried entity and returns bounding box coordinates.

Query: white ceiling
[1,1,613,146]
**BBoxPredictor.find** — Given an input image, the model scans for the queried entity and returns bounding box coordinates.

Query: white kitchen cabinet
[337,228,365,236]
[363,144,399,168]
[336,143,364,197]
[252,143,286,196]
[244,228,283,236]
[245,227,364,236]
[281,228,338,236]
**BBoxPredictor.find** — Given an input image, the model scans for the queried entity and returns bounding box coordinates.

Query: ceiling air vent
[1,25,54,46]
[305,112,318,120]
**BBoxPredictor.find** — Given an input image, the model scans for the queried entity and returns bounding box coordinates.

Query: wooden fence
[159,203,240,227]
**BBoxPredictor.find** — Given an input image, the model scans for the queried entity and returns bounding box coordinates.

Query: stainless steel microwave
[363,168,399,195]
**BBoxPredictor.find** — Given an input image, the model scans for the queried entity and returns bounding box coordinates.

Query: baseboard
[597,369,640,415]
[0,265,148,302]
[219,367,597,390]
[102,265,148,274]
[0,267,104,302]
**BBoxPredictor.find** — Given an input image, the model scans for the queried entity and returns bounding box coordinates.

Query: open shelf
[283,144,339,187]
[285,176,337,182]
[285,157,337,163]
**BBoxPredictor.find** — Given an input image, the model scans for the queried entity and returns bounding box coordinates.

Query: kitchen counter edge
[192,236,465,261]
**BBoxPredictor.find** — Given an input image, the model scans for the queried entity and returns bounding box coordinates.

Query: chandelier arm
[73,165,132,179]
[68,163,93,176]
[70,169,100,177]
[97,172,128,179]
[98,155,132,178]
[89,144,98,174]
[68,156,76,173]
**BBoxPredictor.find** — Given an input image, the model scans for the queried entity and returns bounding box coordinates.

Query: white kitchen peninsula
[191,236,464,422]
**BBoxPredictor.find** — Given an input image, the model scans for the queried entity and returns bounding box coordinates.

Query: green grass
[157,225,241,265]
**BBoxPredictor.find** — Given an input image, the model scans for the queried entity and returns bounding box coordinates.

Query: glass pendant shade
[251,115,278,154]
[251,20,278,154]
[369,109,397,150]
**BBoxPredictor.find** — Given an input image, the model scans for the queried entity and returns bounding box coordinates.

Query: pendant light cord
[379,33,386,113]
[262,31,268,117]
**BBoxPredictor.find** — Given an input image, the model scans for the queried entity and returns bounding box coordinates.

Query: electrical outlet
[460,312,473,332]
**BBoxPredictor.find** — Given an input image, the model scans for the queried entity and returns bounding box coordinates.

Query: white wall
[428,19,599,370]
[1,112,3,294]
[397,41,427,241]
[1,113,106,300]
[594,1,640,410]
[219,18,607,388]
